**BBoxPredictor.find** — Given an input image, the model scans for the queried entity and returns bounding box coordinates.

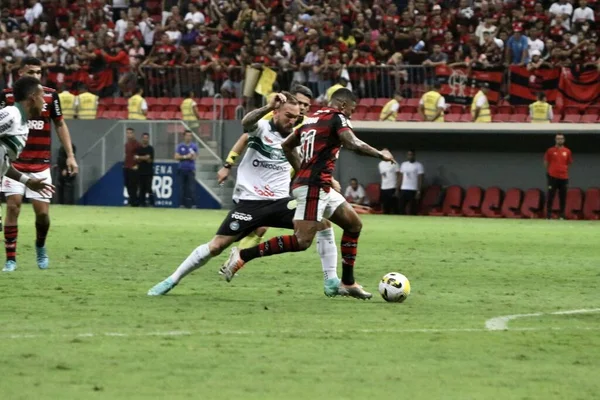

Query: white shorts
[2,167,52,202]
[292,185,346,222]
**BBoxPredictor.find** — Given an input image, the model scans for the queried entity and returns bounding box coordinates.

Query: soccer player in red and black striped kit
[0,57,78,272]
[221,89,396,299]
[544,133,572,220]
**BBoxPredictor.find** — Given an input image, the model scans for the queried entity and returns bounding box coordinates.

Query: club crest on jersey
[270,149,283,160]
[229,221,240,231]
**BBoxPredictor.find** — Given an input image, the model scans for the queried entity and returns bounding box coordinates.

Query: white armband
[19,175,30,184]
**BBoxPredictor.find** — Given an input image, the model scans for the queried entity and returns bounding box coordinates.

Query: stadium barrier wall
[59,121,600,204]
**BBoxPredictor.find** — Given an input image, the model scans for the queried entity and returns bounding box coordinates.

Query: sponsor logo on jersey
[264,136,274,144]
[252,159,285,171]
[0,120,13,134]
[231,212,253,221]
[253,185,276,197]
[28,120,44,130]
[303,116,320,125]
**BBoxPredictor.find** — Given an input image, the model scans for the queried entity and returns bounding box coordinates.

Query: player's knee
[6,202,21,218]
[319,219,332,229]
[208,237,231,256]
[296,236,313,250]
[254,226,268,237]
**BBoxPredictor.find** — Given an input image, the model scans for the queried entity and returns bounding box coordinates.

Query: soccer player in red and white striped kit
[0,57,78,272]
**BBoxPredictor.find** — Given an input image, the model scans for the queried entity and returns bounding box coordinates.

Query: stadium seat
[405,98,420,107]
[147,111,161,120]
[418,185,442,215]
[562,114,581,123]
[551,114,561,123]
[583,105,600,115]
[520,188,544,218]
[365,112,380,121]
[409,113,424,122]
[159,111,176,120]
[582,188,600,220]
[369,105,384,114]
[513,105,529,115]
[480,187,504,218]
[365,183,381,208]
[352,112,366,121]
[564,188,584,220]
[429,185,463,216]
[114,98,128,107]
[169,97,184,106]
[447,104,464,115]
[358,98,375,107]
[98,110,115,119]
[509,114,527,123]
[459,114,472,122]
[401,105,418,114]
[199,97,216,111]
[226,98,243,107]
[563,106,581,115]
[580,115,598,123]
[107,104,122,111]
[355,105,369,114]
[497,105,512,114]
[493,114,510,122]
[396,112,413,122]
[99,98,115,106]
[445,114,461,122]
[460,186,484,217]
[500,188,523,218]
[374,98,389,107]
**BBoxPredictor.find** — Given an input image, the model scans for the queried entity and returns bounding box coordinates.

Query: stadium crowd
[0,0,598,100]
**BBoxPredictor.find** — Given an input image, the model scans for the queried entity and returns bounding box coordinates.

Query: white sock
[316,228,338,280]
[170,243,212,283]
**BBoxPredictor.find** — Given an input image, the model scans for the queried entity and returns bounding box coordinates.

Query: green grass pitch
[1,206,599,399]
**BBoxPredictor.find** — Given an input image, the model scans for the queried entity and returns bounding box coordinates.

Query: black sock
[342,263,355,286]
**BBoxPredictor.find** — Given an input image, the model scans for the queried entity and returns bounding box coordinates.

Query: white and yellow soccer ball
[378,272,411,303]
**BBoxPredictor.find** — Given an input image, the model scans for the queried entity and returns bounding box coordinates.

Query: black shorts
[216,198,296,237]
[547,174,568,189]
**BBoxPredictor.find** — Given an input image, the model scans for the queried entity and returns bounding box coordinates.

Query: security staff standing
[544,133,572,219]
[530,92,553,123]
[380,92,404,121]
[128,87,147,120]
[471,82,491,122]
[135,132,155,207]
[76,84,98,120]
[58,86,77,119]
[418,81,445,122]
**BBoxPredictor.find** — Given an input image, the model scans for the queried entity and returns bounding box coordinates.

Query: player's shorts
[216,197,297,237]
[292,185,346,222]
[2,167,52,202]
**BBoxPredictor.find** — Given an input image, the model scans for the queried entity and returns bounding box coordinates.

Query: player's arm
[5,166,55,196]
[218,133,250,184]
[241,93,286,131]
[338,129,395,163]
[282,131,302,173]
[51,92,78,174]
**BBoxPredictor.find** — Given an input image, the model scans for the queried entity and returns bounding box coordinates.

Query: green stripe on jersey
[0,135,21,155]
[247,137,287,161]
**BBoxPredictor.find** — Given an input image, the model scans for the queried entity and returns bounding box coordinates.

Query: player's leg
[327,194,372,300]
[31,200,50,269]
[558,179,568,219]
[398,190,408,215]
[239,226,268,249]
[221,187,323,282]
[315,218,341,296]
[546,175,557,219]
[2,175,25,272]
[148,201,260,295]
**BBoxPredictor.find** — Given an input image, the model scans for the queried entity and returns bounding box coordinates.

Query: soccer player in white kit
[148,92,342,296]
[0,76,55,267]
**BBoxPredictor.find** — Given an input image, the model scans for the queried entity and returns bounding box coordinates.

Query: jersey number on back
[299,129,316,163]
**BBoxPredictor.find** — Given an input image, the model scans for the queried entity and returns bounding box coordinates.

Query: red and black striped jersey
[0,86,63,172]
[292,107,352,191]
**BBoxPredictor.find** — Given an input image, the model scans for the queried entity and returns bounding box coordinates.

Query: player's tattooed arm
[339,130,396,163]
[282,133,302,172]
[241,93,286,131]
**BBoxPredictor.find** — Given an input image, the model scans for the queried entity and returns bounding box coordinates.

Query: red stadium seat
[115,110,128,120]
[418,185,442,215]
[400,105,417,114]
[365,112,380,121]
[551,114,561,123]
[99,98,115,106]
[169,97,184,106]
[563,106,581,115]
[509,114,527,123]
[520,188,544,218]
[409,113,424,122]
[513,105,529,115]
[583,105,600,115]
[352,112,366,121]
[159,111,176,120]
[580,115,598,123]
[582,188,600,220]
[447,104,464,115]
[481,187,504,218]
[396,112,413,122]
[500,188,523,218]
[149,103,164,112]
[113,98,128,107]
[493,114,510,122]
[564,188,584,220]
[97,110,115,119]
[460,187,484,217]
[174,111,183,120]
[107,104,122,111]
[459,114,472,122]
[365,183,381,207]
[562,114,581,123]
[429,185,463,216]
[497,105,512,114]
[489,105,498,115]
[374,98,389,107]
[358,98,375,107]
[226,98,243,107]
[445,114,461,122]
[355,105,369,114]
[199,97,216,111]
[369,105,383,114]
[405,98,420,107]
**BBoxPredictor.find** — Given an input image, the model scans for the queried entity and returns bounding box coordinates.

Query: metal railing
[77,120,223,204]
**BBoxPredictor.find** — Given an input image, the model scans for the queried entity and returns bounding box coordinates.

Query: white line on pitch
[485,308,600,331]
[3,326,600,340]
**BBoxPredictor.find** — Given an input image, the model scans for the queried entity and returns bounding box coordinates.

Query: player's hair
[330,88,357,104]
[291,84,313,100]
[20,57,42,68]
[280,91,299,105]
[13,76,41,102]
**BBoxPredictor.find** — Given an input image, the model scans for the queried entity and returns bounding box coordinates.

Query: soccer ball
[378,272,411,303]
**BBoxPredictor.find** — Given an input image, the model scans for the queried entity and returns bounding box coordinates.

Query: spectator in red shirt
[544,133,573,219]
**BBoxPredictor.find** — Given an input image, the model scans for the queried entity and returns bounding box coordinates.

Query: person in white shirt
[378,149,400,214]
[398,150,425,215]
[344,178,369,205]
[184,3,205,25]
[572,0,595,24]
[528,27,545,59]
[550,0,574,29]
[115,10,128,43]
[24,0,43,26]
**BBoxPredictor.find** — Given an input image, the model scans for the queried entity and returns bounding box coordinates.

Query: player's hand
[66,155,79,176]
[217,167,230,184]
[25,178,55,197]
[380,149,396,164]
[331,177,342,193]
[268,93,287,110]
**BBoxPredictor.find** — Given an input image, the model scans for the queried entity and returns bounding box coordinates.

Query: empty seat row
[417,185,600,220]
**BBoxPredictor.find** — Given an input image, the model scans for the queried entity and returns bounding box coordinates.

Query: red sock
[5,225,18,262]
[240,235,301,262]
[341,231,360,285]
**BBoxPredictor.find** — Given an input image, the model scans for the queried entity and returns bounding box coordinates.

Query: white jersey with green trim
[0,105,28,162]
[233,119,293,202]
